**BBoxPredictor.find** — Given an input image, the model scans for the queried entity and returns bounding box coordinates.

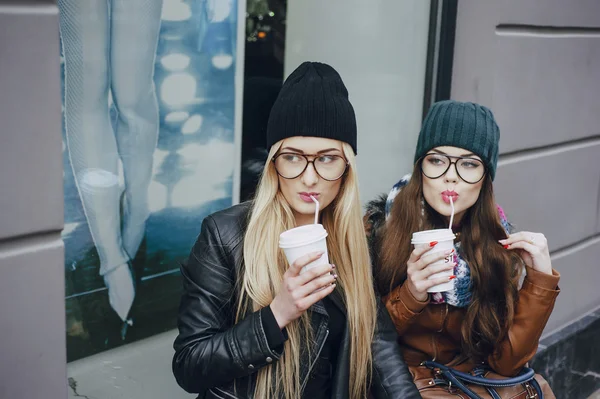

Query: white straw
[310,195,320,224]
[449,196,455,230]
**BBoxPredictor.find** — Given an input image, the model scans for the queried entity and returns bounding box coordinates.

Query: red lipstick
[299,192,319,203]
[442,190,458,204]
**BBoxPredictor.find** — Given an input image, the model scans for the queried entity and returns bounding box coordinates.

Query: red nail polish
[429,241,438,247]
[503,245,510,249]
[449,275,457,280]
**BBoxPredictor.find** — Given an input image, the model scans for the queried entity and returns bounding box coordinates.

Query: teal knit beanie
[414,100,500,180]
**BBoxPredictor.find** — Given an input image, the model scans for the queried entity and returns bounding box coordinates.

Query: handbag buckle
[525,382,538,398]
[446,379,460,394]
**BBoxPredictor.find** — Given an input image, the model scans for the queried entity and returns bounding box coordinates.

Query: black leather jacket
[172,203,419,399]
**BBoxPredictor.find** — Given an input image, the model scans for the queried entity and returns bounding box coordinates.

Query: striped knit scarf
[384,174,512,308]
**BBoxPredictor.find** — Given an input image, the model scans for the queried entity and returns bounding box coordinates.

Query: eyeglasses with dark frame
[420,153,486,184]
[272,152,349,181]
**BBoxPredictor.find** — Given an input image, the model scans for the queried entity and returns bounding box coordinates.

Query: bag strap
[423,361,544,398]
[434,368,485,399]
[423,361,536,387]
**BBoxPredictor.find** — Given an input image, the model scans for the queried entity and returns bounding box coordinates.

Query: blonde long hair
[237,140,377,398]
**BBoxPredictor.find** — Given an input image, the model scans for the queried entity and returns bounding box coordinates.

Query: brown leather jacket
[364,195,560,377]
[383,267,560,376]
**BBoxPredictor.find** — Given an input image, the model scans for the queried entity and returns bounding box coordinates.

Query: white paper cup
[411,228,456,293]
[279,224,329,274]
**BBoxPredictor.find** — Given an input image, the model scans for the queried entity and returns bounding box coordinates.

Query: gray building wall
[451,0,600,334]
[0,1,66,398]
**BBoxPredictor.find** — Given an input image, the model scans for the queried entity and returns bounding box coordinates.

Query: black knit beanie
[414,100,500,180]
[266,62,357,154]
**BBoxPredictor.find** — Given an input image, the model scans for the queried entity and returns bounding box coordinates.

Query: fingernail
[333,274,338,279]
[449,275,457,280]
[445,249,454,255]
[503,245,510,249]
[429,241,438,247]
[331,264,336,269]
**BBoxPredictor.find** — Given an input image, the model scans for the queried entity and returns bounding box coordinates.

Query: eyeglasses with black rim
[272,152,349,181]
[419,153,486,184]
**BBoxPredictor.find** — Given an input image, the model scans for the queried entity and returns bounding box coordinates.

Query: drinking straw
[310,195,319,224]
[449,196,455,230]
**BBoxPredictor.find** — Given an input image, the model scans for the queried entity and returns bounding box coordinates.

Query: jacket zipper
[213,387,240,398]
[432,304,449,361]
[300,327,329,391]
[310,328,329,371]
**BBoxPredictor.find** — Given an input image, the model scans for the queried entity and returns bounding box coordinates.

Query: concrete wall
[451,0,600,333]
[284,0,432,203]
[0,1,67,398]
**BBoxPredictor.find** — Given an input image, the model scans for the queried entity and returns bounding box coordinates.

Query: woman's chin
[291,201,331,223]
[290,203,317,219]
[430,203,463,222]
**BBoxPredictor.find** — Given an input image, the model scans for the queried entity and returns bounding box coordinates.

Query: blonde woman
[172,62,419,399]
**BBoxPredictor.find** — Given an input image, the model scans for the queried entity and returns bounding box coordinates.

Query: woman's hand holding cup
[406,243,456,302]
[270,251,337,329]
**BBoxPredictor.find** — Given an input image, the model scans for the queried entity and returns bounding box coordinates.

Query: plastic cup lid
[411,228,456,244]
[279,224,328,248]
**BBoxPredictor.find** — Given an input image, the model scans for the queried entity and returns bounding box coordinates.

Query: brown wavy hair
[374,166,523,361]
